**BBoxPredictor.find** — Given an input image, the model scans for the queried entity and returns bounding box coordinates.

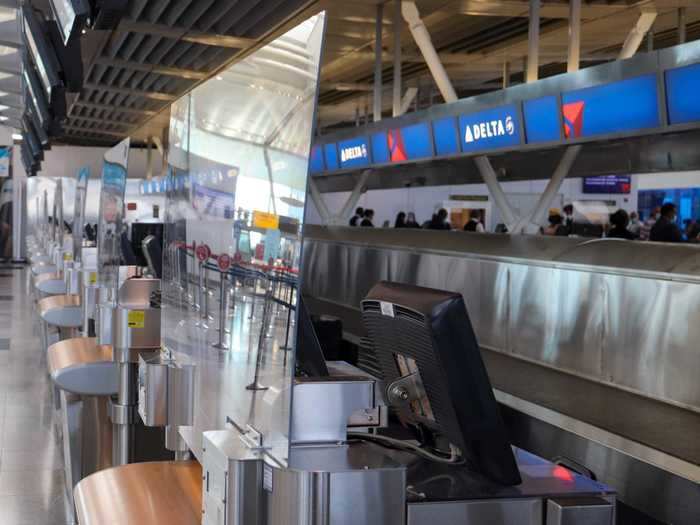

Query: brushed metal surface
[302,227,700,411]
[74,461,202,525]
[407,498,542,525]
[37,294,83,328]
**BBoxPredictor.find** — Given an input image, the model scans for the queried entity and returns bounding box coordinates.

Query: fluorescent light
[0,116,8,122]
[12,133,22,140]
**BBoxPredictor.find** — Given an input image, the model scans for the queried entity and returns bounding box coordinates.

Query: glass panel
[97,138,130,295]
[162,13,326,466]
[72,166,89,263]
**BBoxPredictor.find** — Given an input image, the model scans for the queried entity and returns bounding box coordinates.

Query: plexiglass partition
[97,138,130,295]
[72,167,89,264]
[162,13,326,466]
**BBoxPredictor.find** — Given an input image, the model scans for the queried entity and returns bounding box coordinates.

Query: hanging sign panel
[459,104,521,153]
[665,62,700,125]
[561,74,660,139]
[523,96,561,143]
[338,136,371,169]
[309,144,325,174]
[432,116,460,156]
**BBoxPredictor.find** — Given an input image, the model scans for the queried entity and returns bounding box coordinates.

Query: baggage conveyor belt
[303,296,699,468]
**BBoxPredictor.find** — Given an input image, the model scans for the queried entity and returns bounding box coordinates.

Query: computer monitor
[295,297,329,378]
[361,281,522,486]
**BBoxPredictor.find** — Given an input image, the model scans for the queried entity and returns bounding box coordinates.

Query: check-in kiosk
[71,13,615,525]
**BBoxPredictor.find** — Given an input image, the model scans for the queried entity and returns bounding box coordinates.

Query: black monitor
[23,62,51,131]
[22,5,67,120]
[49,0,90,45]
[295,297,330,378]
[361,281,522,486]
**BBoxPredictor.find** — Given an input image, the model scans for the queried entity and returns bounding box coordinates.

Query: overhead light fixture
[0,116,8,122]
[216,75,223,81]
[12,133,22,140]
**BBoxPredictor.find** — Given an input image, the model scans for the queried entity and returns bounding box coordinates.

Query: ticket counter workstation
[63,13,615,525]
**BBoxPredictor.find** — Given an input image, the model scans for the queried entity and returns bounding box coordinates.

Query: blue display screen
[523,96,561,143]
[372,132,390,164]
[561,74,660,139]
[309,145,324,174]
[338,137,370,169]
[665,62,700,125]
[582,176,631,194]
[459,104,521,153]
[324,143,339,171]
[433,117,460,156]
[390,122,433,161]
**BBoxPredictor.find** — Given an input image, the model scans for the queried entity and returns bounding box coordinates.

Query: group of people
[349,207,485,232]
[545,202,690,243]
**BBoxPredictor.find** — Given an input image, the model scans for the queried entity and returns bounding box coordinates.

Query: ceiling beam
[68,115,133,127]
[72,101,156,117]
[64,125,126,138]
[82,83,176,102]
[93,57,208,80]
[118,19,255,49]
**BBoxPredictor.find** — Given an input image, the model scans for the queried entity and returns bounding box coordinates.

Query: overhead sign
[433,117,460,156]
[459,104,521,153]
[309,145,325,174]
[582,176,631,194]
[523,96,561,143]
[218,253,232,272]
[562,74,660,139]
[324,143,339,171]
[253,210,280,230]
[665,62,700,125]
[338,137,370,169]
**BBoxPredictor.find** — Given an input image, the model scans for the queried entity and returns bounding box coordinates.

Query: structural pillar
[527,0,540,83]
[567,0,581,73]
[374,3,384,122]
[679,8,687,45]
[393,0,402,117]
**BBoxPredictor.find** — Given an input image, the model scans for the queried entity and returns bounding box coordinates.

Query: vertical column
[567,0,581,73]
[502,61,510,89]
[374,3,384,122]
[526,0,540,83]
[393,0,402,117]
[679,8,687,45]
[647,24,654,52]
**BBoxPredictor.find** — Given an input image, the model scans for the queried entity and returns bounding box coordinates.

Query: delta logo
[464,115,515,143]
[340,143,368,163]
[388,129,407,162]
[563,101,584,139]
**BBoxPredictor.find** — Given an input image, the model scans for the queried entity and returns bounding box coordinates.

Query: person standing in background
[428,208,451,230]
[607,210,636,240]
[562,204,575,235]
[627,211,641,238]
[650,203,683,243]
[394,212,406,228]
[349,207,364,227]
[463,210,485,232]
[404,212,421,228]
[360,209,375,227]
[639,206,660,240]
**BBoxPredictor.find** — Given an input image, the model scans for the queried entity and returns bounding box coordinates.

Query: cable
[347,431,464,465]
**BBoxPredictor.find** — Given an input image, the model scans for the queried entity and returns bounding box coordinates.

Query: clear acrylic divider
[161,13,326,467]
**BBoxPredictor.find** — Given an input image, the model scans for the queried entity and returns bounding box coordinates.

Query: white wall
[307,175,641,230]
[35,145,165,180]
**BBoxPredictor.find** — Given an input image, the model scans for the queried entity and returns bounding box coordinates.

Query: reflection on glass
[72,167,89,263]
[97,138,130,294]
[162,14,326,466]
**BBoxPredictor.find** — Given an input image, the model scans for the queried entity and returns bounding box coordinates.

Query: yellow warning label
[63,252,73,262]
[89,272,97,285]
[252,210,279,230]
[128,310,145,329]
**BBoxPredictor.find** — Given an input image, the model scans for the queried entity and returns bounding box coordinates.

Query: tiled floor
[0,270,72,525]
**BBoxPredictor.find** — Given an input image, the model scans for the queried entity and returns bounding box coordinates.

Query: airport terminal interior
[0,0,699,523]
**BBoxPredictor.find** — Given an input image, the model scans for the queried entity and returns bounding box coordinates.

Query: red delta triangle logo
[388,129,408,162]
[563,101,584,139]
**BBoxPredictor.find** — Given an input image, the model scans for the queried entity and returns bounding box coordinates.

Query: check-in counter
[74,461,202,525]
[34,272,67,297]
[37,294,82,352]
[48,337,117,519]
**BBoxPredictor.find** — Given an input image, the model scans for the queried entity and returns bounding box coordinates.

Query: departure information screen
[583,175,631,194]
